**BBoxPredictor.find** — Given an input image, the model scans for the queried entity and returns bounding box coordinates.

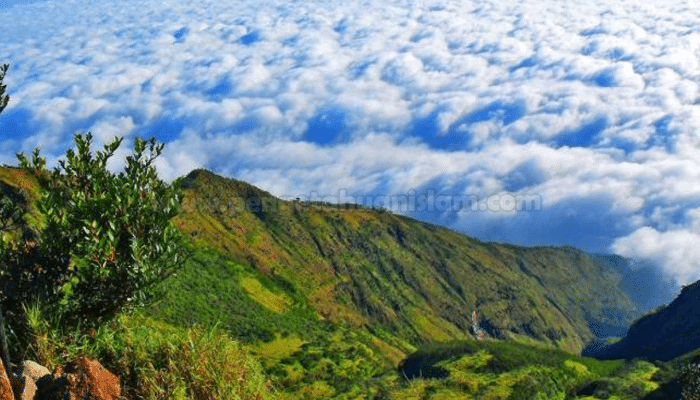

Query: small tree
[0,62,186,368]
[16,132,186,326]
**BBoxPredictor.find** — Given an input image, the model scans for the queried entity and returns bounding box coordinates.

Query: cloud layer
[1,0,700,285]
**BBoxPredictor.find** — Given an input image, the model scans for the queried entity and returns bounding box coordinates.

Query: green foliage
[146,247,322,343]
[398,339,618,380]
[12,133,186,327]
[266,327,397,399]
[23,305,276,400]
[393,340,658,400]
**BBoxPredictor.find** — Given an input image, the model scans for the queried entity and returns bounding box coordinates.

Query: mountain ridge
[0,166,646,355]
[589,278,700,361]
[2,165,684,398]
[169,168,644,353]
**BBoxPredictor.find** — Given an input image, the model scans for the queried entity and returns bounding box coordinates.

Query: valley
[1,166,697,399]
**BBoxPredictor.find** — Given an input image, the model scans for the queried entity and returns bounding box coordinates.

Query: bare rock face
[37,358,121,400]
[0,361,13,400]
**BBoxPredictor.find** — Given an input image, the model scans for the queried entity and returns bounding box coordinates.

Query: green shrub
[14,133,186,327]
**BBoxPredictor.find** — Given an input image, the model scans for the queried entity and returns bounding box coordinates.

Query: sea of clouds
[1,0,699,287]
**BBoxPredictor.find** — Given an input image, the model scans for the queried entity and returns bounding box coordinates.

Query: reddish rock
[0,361,13,400]
[37,358,121,400]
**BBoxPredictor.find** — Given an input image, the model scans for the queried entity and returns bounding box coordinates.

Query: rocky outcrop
[5,358,120,400]
[38,358,121,400]
[0,361,13,400]
[11,361,50,400]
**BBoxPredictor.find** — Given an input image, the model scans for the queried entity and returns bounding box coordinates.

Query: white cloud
[236,64,272,93]
[612,227,700,286]
[2,0,700,286]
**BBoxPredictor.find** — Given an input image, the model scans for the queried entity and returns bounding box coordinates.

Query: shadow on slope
[586,280,700,362]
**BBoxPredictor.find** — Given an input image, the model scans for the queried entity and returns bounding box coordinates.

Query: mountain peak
[178,168,277,203]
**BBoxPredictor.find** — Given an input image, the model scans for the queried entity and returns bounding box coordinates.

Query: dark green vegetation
[591,279,700,363]
[12,133,185,325]
[393,339,663,400]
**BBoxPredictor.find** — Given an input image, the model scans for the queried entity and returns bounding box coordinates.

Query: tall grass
[23,304,277,400]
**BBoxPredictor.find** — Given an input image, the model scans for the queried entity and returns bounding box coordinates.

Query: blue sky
[0,0,41,8]
[1,0,700,287]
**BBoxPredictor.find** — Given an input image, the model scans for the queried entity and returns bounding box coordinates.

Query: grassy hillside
[1,165,664,399]
[169,168,639,355]
[1,165,641,354]
[392,339,661,400]
[134,247,664,399]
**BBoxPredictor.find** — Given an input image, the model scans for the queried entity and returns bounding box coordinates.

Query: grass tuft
[23,304,277,400]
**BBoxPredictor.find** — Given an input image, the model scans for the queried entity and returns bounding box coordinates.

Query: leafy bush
[0,63,187,367]
[12,132,187,327]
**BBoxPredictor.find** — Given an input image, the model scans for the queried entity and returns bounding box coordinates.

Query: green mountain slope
[0,165,665,398]
[0,165,641,353]
[591,279,700,362]
[168,168,639,354]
